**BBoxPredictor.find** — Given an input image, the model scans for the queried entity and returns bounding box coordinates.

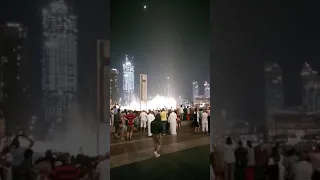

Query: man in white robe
[168,111,177,135]
[147,111,155,137]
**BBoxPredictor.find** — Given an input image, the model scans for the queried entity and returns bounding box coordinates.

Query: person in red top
[47,153,82,180]
[125,111,136,140]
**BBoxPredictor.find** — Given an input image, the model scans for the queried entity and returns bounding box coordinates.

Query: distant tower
[204,81,210,98]
[164,77,171,97]
[110,68,119,104]
[122,55,134,105]
[192,81,199,101]
[301,62,320,111]
[41,0,78,130]
[264,62,284,115]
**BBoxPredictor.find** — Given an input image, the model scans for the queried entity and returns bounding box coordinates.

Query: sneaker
[154,152,160,158]
[115,134,119,138]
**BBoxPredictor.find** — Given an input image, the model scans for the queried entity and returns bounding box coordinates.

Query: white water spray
[30,104,109,156]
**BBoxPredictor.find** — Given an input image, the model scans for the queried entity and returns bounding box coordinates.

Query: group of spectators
[211,137,320,180]
[0,133,109,180]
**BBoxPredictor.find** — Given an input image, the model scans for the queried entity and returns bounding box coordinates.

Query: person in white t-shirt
[139,111,148,132]
[110,108,115,127]
[147,111,155,137]
[201,111,209,134]
[96,153,110,180]
[293,151,313,180]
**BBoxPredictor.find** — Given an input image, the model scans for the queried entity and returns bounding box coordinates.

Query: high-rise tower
[192,81,199,101]
[0,23,33,133]
[110,68,119,104]
[301,62,320,112]
[265,62,284,114]
[41,0,78,129]
[122,55,134,105]
[204,81,210,98]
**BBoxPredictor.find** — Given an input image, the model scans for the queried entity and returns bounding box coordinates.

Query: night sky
[211,2,320,125]
[111,0,210,98]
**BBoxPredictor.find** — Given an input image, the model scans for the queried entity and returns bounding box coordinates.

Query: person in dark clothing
[114,109,121,138]
[151,113,162,158]
[235,141,248,180]
[17,149,36,180]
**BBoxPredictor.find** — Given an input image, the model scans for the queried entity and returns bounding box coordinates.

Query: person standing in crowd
[245,140,255,180]
[95,153,109,180]
[151,112,162,158]
[10,135,34,180]
[139,110,148,132]
[147,110,155,137]
[47,153,82,180]
[1,147,13,180]
[176,113,181,132]
[34,149,55,180]
[211,145,224,180]
[254,141,268,180]
[17,149,36,180]
[168,110,177,135]
[125,111,136,140]
[309,144,320,180]
[207,107,211,134]
[179,105,184,121]
[293,151,313,180]
[110,107,114,128]
[224,137,235,180]
[193,108,200,134]
[183,106,187,120]
[114,109,121,138]
[235,140,248,180]
[186,106,191,120]
[283,148,298,180]
[118,112,126,140]
[160,109,168,135]
[201,110,209,134]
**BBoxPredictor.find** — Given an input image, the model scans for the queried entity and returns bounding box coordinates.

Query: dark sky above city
[211,2,320,124]
[111,0,210,98]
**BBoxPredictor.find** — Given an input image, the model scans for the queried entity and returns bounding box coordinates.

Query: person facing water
[160,109,168,135]
[151,113,163,158]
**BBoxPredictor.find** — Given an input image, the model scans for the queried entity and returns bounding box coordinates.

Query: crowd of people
[110,105,211,140]
[210,137,320,180]
[0,133,109,180]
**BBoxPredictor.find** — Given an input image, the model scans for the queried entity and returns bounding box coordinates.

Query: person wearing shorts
[125,111,136,140]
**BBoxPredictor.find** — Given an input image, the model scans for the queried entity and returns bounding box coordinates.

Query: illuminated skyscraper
[265,62,284,115]
[164,77,171,97]
[192,81,199,101]
[110,68,119,104]
[204,81,210,98]
[0,23,33,132]
[301,62,320,111]
[41,0,78,128]
[123,55,134,105]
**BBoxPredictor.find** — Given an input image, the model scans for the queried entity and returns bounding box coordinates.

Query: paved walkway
[110,145,210,180]
[110,124,209,168]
